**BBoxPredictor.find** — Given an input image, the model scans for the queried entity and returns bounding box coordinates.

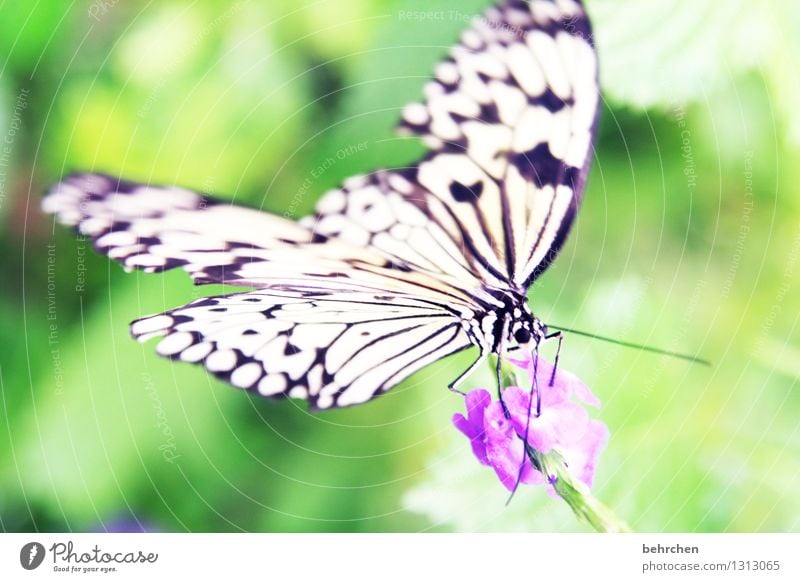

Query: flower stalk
[528,445,631,532]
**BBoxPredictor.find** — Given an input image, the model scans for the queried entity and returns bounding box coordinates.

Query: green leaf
[588,0,800,144]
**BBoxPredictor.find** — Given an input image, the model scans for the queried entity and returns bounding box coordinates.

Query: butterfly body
[43,0,598,410]
[468,285,542,343]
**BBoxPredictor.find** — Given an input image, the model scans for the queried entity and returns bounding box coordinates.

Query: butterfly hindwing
[132,288,472,409]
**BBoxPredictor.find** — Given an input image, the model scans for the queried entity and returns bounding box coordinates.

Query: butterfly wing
[43,173,490,307]
[42,173,381,283]
[132,287,472,409]
[403,0,600,288]
[43,174,483,408]
[311,0,599,289]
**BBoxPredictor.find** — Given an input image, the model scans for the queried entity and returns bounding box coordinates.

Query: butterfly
[42,0,599,411]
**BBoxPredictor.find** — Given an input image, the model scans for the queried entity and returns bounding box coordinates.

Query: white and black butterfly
[43,0,599,411]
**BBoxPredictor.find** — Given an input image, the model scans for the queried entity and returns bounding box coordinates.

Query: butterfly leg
[546,330,564,387]
[495,353,511,417]
[494,317,510,412]
[532,345,541,416]
[508,341,542,501]
[448,348,488,396]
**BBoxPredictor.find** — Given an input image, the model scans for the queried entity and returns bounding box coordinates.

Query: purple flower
[452,354,608,492]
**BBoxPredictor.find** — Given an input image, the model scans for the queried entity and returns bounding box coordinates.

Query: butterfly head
[507,302,546,352]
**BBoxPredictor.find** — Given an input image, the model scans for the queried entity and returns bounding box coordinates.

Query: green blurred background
[1,0,799,532]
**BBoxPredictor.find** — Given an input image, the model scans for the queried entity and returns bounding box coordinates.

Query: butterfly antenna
[546,325,711,366]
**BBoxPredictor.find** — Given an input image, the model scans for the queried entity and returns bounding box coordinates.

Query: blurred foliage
[1,0,798,533]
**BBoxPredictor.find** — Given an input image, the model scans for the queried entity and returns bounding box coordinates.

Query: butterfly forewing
[43,173,387,283]
[45,173,489,309]
[396,0,598,286]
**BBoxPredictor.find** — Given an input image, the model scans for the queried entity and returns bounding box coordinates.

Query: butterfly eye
[514,328,531,344]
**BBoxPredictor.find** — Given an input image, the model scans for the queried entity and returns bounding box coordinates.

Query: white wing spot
[258,374,288,396]
[96,230,137,247]
[180,342,213,362]
[156,332,194,356]
[127,254,168,268]
[316,394,334,409]
[435,61,460,85]
[506,42,546,97]
[461,29,483,50]
[231,362,263,388]
[288,386,308,399]
[316,189,347,214]
[528,31,572,99]
[387,174,413,195]
[403,103,430,125]
[206,349,237,372]
[132,315,173,336]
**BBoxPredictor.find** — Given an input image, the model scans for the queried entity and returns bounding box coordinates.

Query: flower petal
[465,389,492,424]
[509,353,601,408]
[452,359,608,494]
[501,386,562,453]
[484,401,530,491]
[452,389,493,465]
[550,402,591,446]
[453,412,489,466]
[562,420,609,487]
[563,370,601,407]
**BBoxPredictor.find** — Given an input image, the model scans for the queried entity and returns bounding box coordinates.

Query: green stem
[530,446,632,533]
